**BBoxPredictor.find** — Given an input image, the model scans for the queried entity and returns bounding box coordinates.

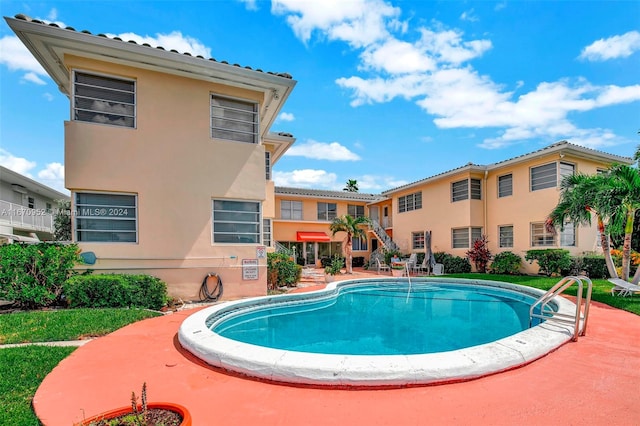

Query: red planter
[76,402,191,426]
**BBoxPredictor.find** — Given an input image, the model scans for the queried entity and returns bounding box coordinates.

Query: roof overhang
[0,166,69,200]
[5,15,297,138]
[264,132,296,164]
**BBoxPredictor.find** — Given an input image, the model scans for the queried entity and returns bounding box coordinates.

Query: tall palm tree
[329,214,370,274]
[343,179,359,192]
[547,172,619,278]
[607,164,640,282]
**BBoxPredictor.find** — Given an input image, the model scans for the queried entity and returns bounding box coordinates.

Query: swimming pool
[179,278,577,387]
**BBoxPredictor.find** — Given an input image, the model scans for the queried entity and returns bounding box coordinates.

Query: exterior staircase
[369,219,400,252]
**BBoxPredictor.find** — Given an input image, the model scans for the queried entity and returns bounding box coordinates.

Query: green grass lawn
[0,308,160,344]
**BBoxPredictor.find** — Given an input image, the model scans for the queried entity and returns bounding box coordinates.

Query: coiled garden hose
[199,273,223,302]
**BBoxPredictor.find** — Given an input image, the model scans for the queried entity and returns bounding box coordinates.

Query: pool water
[213,283,540,355]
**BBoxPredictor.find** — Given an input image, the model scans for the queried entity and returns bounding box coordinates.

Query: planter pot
[325,275,335,283]
[391,269,404,277]
[77,402,191,426]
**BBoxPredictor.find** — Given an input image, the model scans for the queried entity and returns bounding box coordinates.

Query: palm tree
[329,214,370,274]
[547,173,619,279]
[607,164,640,282]
[343,179,359,192]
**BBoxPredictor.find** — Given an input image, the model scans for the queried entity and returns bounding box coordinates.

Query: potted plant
[324,256,344,283]
[77,383,191,426]
[391,264,406,277]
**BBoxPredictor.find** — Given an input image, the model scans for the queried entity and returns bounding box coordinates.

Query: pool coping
[178,277,577,387]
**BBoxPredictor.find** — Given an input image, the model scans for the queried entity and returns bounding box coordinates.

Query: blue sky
[1,0,639,194]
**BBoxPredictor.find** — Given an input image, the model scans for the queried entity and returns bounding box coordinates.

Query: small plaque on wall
[242,259,259,280]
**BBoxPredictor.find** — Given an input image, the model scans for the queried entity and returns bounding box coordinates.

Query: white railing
[0,199,55,233]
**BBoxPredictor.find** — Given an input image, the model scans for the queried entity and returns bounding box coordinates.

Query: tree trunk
[621,208,634,281]
[597,215,618,279]
[345,234,353,274]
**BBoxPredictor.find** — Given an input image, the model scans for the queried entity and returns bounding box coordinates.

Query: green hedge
[489,251,522,275]
[0,243,82,309]
[63,274,168,310]
[580,256,609,279]
[267,252,301,289]
[525,249,572,277]
[434,252,471,273]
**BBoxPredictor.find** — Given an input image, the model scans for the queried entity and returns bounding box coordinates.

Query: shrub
[63,274,168,310]
[466,235,492,273]
[489,251,522,275]
[321,256,345,268]
[524,249,572,277]
[581,256,608,279]
[0,243,82,309]
[325,255,344,275]
[434,252,471,274]
[267,252,301,289]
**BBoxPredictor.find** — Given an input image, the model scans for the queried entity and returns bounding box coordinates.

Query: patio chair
[406,253,417,271]
[432,263,445,276]
[608,278,640,297]
[412,257,428,274]
[376,258,390,274]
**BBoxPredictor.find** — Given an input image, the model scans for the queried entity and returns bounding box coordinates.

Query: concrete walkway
[32,277,640,425]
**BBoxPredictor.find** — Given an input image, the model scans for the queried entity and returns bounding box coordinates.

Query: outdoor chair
[608,278,640,297]
[413,257,428,274]
[376,258,390,274]
[406,253,417,271]
[432,263,445,275]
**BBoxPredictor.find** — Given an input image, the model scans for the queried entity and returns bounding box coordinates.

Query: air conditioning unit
[11,184,27,194]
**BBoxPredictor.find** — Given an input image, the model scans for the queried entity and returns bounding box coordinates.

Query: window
[531,222,555,246]
[263,218,272,247]
[317,202,337,221]
[352,236,368,251]
[499,225,513,248]
[46,202,52,213]
[280,200,302,220]
[265,151,271,180]
[27,197,35,209]
[348,204,365,218]
[560,222,576,247]
[412,232,425,250]
[452,179,481,202]
[452,227,483,249]
[213,200,260,243]
[498,174,512,198]
[73,72,135,128]
[398,191,422,213]
[75,192,137,242]
[531,162,575,191]
[211,95,258,143]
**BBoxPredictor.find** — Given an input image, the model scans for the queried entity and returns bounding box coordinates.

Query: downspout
[483,169,488,237]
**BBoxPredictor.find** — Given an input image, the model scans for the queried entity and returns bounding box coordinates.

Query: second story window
[452,179,481,202]
[211,95,258,143]
[531,161,575,191]
[73,72,135,128]
[398,191,422,213]
[317,202,337,221]
[265,151,271,180]
[498,174,513,198]
[27,197,35,209]
[348,204,365,218]
[281,200,302,220]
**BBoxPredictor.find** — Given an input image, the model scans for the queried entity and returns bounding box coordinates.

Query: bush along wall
[525,249,572,277]
[63,274,168,310]
[434,252,471,274]
[0,243,82,309]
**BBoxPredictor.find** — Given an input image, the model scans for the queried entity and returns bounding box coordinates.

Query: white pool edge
[178,278,576,387]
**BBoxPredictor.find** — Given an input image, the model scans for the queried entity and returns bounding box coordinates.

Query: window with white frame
[28,197,35,209]
[263,218,272,247]
[352,235,368,251]
[398,191,422,213]
[498,174,513,198]
[212,200,260,243]
[531,222,555,246]
[560,222,576,246]
[280,200,302,220]
[73,72,135,128]
[499,225,514,248]
[452,227,483,249]
[317,202,337,221]
[75,192,137,242]
[265,151,271,180]
[211,95,258,143]
[412,231,425,250]
[531,162,575,191]
[348,204,365,218]
[452,179,481,202]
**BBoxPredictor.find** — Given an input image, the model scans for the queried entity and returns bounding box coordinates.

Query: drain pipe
[483,169,488,236]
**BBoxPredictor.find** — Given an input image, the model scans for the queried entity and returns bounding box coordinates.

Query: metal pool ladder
[529,275,593,341]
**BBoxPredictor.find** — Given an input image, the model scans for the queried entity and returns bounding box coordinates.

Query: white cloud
[0,149,36,177]
[47,8,58,21]
[356,174,408,191]
[106,31,212,57]
[460,9,479,22]
[273,169,338,188]
[285,139,361,161]
[495,2,507,11]
[43,93,54,101]
[22,72,46,85]
[0,35,47,76]
[579,31,640,61]
[37,162,67,193]
[277,112,295,121]
[238,0,259,11]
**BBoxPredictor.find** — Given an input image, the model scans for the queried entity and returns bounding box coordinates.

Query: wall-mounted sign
[242,259,259,280]
[256,246,266,259]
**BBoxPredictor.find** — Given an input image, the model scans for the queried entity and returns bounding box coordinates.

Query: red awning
[296,232,331,242]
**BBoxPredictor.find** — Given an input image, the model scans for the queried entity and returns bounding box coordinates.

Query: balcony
[0,200,55,234]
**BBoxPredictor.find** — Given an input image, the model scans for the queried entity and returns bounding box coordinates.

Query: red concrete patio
[34,273,640,425]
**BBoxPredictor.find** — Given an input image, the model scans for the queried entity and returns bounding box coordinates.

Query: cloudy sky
[1,0,639,194]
